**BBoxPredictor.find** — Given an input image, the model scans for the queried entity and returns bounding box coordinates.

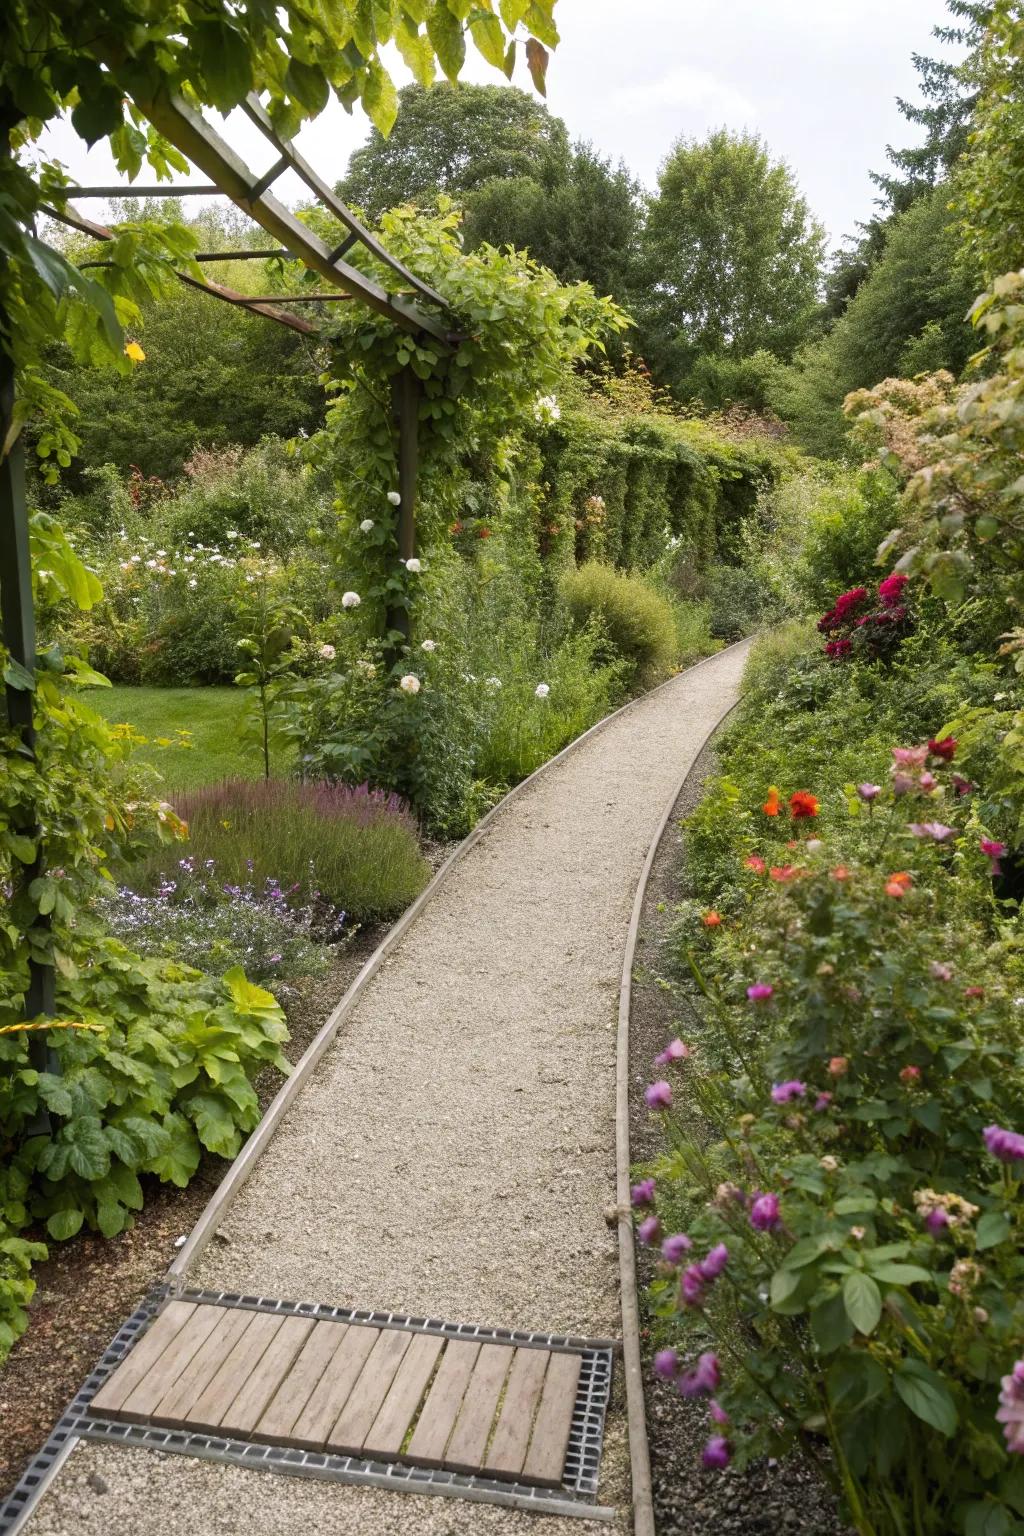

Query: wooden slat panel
[484,1348,549,1479]
[521,1350,583,1488]
[185,1311,283,1433]
[89,1302,196,1418]
[254,1321,348,1445]
[405,1340,480,1468]
[361,1333,443,1461]
[325,1328,411,1456]
[217,1315,315,1438]
[289,1324,379,1451]
[118,1305,224,1423]
[443,1342,514,1474]
[150,1307,256,1426]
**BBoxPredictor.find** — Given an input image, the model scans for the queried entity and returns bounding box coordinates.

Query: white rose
[405,558,422,574]
[319,643,336,661]
[387,491,402,506]
[342,591,361,609]
[399,674,421,694]
[420,639,437,652]
[359,519,375,533]
[535,682,550,698]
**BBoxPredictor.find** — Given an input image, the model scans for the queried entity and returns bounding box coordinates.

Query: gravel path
[21,643,750,1536]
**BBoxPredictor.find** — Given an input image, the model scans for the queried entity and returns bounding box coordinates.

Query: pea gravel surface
[20,641,751,1536]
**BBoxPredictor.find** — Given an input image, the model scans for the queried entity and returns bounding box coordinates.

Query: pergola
[0,84,463,1092]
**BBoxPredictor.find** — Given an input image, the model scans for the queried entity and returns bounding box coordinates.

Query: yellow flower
[124,341,146,362]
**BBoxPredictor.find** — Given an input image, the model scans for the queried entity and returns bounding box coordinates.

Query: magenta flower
[771,1080,806,1103]
[747,983,774,1002]
[857,783,881,802]
[637,1215,662,1246]
[981,839,1008,874]
[909,822,955,842]
[814,1091,834,1112]
[631,1179,656,1208]
[709,1398,729,1426]
[925,1207,950,1234]
[680,1265,707,1308]
[984,1124,1024,1163]
[919,772,938,792]
[662,1233,693,1264]
[953,774,974,797]
[645,1081,672,1110]
[678,1352,721,1398]
[893,746,929,768]
[699,1243,729,1280]
[750,1192,782,1232]
[998,1361,1024,1454]
[702,1436,732,1469]
[653,1348,679,1380]
[654,1038,690,1066]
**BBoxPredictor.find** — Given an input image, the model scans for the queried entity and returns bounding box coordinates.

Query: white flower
[227,530,239,540]
[420,639,437,653]
[188,578,198,589]
[486,676,502,689]
[356,659,376,678]
[405,557,422,574]
[119,561,131,571]
[533,394,561,423]
[184,554,194,563]
[359,519,375,533]
[252,542,261,550]
[535,682,550,699]
[399,674,421,694]
[342,591,361,609]
[145,559,158,569]
[387,491,401,506]
[155,548,167,557]
[319,643,336,661]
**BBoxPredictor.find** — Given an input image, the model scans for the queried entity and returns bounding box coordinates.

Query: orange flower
[885,871,913,898]
[702,910,722,927]
[830,865,850,881]
[769,865,799,882]
[763,788,781,817]
[828,1056,849,1077]
[789,791,819,820]
[744,854,766,874]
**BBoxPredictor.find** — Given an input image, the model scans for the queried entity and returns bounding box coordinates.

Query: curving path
[21,640,751,1536]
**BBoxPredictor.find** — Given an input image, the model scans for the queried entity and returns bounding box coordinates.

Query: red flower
[763,788,781,817]
[899,1065,921,1085]
[744,855,766,874]
[928,736,957,761]
[964,986,985,999]
[789,791,819,820]
[449,521,464,535]
[478,526,491,539]
[885,871,913,898]
[769,865,799,882]
[878,571,909,608]
[702,910,722,928]
[831,865,850,881]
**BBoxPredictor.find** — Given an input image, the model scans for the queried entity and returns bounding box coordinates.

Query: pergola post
[388,366,421,643]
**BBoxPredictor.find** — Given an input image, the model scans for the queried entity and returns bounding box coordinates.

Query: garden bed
[628,732,846,1535]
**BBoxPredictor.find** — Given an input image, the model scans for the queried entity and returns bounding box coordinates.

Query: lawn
[90,686,288,792]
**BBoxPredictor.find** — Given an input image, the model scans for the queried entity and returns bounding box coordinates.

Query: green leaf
[70,83,124,146]
[810,1292,854,1353]
[191,22,254,110]
[3,658,35,692]
[223,966,280,1014]
[363,60,399,136]
[893,1361,958,1437]
[976,1211,1012,1250]
[66,1116,110,1181]
[189,1093,242,1160]
[427,1,467,82]
[469,12,507,67]
[827,1352,888,1414]
[843,1271,882,1335]
[146,1113,200,1188]
[7,834,37,864]
[96,1201,128,1238]
[36,1073,73,1117]
[965,1501,1011,1536]
[46,1207,84,1241]
[285,59,330,117]
[868,1263,932,1286]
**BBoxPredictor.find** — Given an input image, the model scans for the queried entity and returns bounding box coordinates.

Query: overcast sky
[43,0,955,249]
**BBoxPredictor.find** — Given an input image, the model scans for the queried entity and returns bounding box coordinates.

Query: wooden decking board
[118,1304,225,1424]
[150,1307,256,1426]
[217,1315,315,1438]
[325,1327,412,1456]
[405,1339,481,1468]
[289,1324,379,1451]
[361,1332,444,1461]
[254,1320,349,1445]
[89,1301,197,1418]
[443,1341,515,1475]
[521,1349,583,1488]
[484,1347,550,1480]
[185,1311,284,1433]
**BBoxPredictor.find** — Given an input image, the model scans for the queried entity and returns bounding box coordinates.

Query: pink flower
[747,983,774,1002]
[678,1352,721,1398]
[926,1207,950,1234]
[930,961,953,982]
[857,783,881,801]
[653,1348,679,1380]
[744,854,766,874]
[997,1361,1024,1454]
[680,1265,707,1308]
[919,772,938,792]
[654,1038,690,1066]
[893,746,929,768]
[645,1081,672,1110]
[637,1215,662,1246]
[878,571,909,606]
[702,1435,732,1469]
[899,1065,921,1084]
[709,1398,730,1426]
[699,1243,729,1279]
[750,1192,781,1232]
[909,822,955,841]
[631,1179,656,1207]
[814,1091,834,1112]
[771,1080,806,1103]
[981,839,1007,874]
[984,1124,1024,1163]
[662,1233,693,1265]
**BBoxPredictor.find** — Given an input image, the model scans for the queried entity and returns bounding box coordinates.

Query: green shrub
[561,561,677,682]
[740,618,819,697]
[700,564,767,640]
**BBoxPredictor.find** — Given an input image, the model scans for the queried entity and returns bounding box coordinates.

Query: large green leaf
[189,1093,243,1159]
[976,1211,1012,1250]
[427,1,467,82]
[66,1116,110,1181]
[893,1361,958,1437]
[46,1207,84,1241]
[843,1271,882,1335]
[810,1292,854,1353]
[146,1113,200,1187]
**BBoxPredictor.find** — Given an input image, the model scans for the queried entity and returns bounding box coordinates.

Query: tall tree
[639,129,826,396]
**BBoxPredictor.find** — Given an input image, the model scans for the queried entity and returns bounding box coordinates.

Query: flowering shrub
[818,572,912,662]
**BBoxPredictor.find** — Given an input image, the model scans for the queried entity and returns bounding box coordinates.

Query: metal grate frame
[0,1288,615,1534]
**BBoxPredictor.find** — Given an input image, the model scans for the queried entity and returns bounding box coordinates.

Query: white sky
[42,0,955,248]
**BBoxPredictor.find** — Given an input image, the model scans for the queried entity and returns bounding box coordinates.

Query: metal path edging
[614,679,748,1536]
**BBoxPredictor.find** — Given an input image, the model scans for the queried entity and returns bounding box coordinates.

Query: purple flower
[661,1233,693,1265]
[925,1207,950,1234]
[631,1179,656,1208]
[653,1348,679,1380]
[909,822,955,842]
[678,1352,721,1398]
[680,1265,707,1308]
[857,783,881,802]
[699,1243,729,1280]
[654,1038,690,1066]
[998,1361,1024,1454]
[984,1124,1024,1163]
[814,1091,834,1112]
[771,1080,806,1103]
[892,772,915,797]
[750,1192,781,1232]
[709,1398,729,1426]
[702,1435,732,1469]
[747,983,774,1002]
[645,1081,672,1110]
[637,1215,662,1246]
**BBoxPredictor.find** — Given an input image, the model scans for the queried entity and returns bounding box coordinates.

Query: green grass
[90,686,287,791]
